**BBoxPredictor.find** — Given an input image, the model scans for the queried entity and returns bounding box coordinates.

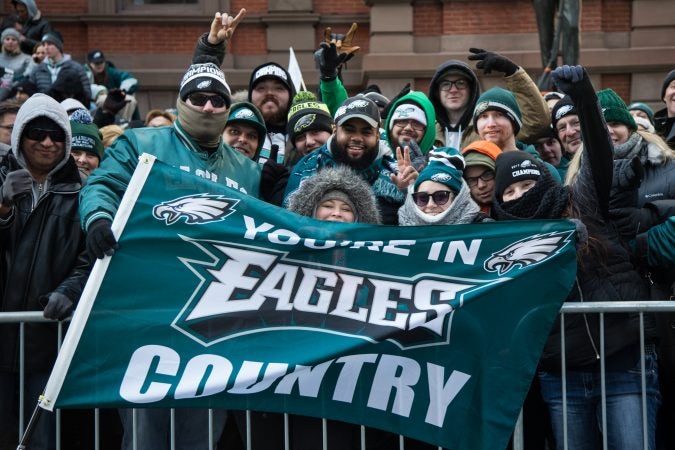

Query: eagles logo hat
[227,102,267,144]
[334,97,380,128]
[179,57,231,107]
[473,87,523,136]
[494,151,542,199]
[413,147,465,194]
[87,49,106,64]
[286,91,333,145]
[550,95,577,129]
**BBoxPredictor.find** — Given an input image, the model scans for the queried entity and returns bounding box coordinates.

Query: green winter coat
[79,121,261,230]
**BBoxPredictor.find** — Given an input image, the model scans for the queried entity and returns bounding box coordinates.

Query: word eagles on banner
[42,155,577,450]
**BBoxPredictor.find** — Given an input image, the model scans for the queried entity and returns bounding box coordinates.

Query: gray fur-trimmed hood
[286,165,382,224]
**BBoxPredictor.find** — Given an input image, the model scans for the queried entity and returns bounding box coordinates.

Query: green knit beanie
[473,87,523,136]
[597,89,637,131]
[227,101,267,152]
[627,102,655,125]
[414,147,465,194]
[70,120,103,159]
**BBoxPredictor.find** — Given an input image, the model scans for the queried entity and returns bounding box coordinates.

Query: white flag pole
[39,153,158,411]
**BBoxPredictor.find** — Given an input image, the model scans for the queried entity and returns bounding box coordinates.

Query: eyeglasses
[24,127,66,143]
[465,170,495,187]
[393,119,425,132]
[187,93,229,108]
[412,190,453,207]
[439,79,469,91]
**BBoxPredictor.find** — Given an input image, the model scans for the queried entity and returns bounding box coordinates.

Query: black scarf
[492,170,569,220]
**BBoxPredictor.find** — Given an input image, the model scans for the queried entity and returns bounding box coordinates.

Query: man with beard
[79,57,262,450]
[191,10,295,165]
[284,96,416,224]
[382,90,436,171]
[247,62,295,164]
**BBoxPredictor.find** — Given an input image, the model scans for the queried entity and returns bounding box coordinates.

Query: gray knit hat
[1,28,21,41]
[41,31,64,53]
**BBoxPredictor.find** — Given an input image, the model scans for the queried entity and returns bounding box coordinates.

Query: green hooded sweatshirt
[383,91,437,155]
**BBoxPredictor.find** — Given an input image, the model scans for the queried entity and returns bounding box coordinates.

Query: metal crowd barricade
[2,301,674,450]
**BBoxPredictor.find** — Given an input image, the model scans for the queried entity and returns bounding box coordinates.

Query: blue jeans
[538,351,661,450]
[119,408,227,450]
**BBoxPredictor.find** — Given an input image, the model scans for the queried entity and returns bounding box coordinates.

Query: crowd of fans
[0,2,674,450]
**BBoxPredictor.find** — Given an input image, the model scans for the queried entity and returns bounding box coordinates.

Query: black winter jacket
[0,153,90,372]
[534,73,650,371]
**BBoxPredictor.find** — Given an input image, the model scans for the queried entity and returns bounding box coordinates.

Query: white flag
[288,47,305,93]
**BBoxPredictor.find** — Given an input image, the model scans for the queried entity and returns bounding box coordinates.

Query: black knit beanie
[286,91,334,144]
[550,95,577,130]
[179,56,231,107]
[494,151,542,201]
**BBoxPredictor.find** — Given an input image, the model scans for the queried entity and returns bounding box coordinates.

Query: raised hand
[390,146,419,191]
[208,9,246,45]
[468,48,518,76]
[315,41,342,81]
[316,23,361,77]
[551,65,590,98]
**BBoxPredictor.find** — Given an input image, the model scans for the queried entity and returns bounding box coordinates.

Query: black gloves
[102,89,130,115]
[42,292,74,320]
[1,169,32,207]
[314,42,342,81]
[468,48,519,76]
[550,65,593,99]
[314,24,361,81]
[86,218,118,259]
[609,206,658,238]
[405,140,427,172]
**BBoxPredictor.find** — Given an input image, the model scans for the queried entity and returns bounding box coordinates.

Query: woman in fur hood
[286,165,381,224]
[398,147,489,226]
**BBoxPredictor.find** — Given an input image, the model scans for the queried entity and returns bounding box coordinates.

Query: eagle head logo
[483,231,573,276]
[294,114,316,133]
[153,194,238,225]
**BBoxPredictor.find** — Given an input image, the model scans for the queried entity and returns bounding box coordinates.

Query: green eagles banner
[41,154,577,449]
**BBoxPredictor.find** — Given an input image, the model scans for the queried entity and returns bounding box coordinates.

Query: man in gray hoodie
[0,93,89,450]
[10,0,52,55]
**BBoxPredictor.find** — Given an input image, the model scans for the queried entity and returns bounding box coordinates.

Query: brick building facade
[4,0,674,117]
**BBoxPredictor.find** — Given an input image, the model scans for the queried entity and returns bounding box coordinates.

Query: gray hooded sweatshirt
[10,92,72,204]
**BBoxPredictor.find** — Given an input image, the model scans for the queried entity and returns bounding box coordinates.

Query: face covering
[176,97,229,150]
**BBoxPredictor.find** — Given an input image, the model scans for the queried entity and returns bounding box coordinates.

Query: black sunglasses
[188,93,229,108]
[412,190,453,207]
[24,127,66,143]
